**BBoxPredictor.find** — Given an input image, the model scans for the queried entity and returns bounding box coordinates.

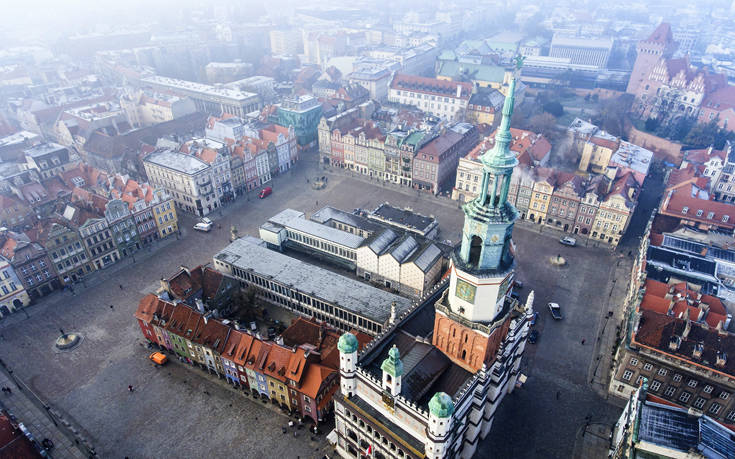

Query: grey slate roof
[390,236,418,262]
[413,244,442,272]
[368,229,398,255]
[368,202,438,235]
[214,237,411,323]
[269,209,365,249]
[144,150,210,174]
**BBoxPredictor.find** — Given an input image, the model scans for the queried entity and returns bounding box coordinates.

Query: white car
[548,302,563,320]
[193,222,213,232]
[201,217,213,225]
[559,237,577,246]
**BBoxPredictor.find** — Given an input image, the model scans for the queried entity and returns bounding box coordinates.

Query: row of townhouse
[453,156,641,247]
[0,169,177,316]
[135,295,358,424]
[318,115,479,194]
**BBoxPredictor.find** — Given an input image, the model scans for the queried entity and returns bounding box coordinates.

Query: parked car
[259,186,273,199]
[548,302,563,320]
[149,352,168,365]
[267,326,276,339]
[201,217,213,225]
[559,236,577,246]
[193,221,212,232]
[513,280,524,289]
[530,311,539,326]
[528,330,539,344]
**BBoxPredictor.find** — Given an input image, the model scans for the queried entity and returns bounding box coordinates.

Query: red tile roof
[645,23,673,45]
[660,184,735,230]
[639,279,727,328]
[703,85,735,112]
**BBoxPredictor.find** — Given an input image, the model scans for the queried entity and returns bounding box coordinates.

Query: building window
[622,370,633,381]
[643,363,653,371]
[704,385,714,394]
[693,397,707,409]
[726,410,735,422]
[679,392,692,403]
[664,386,676,397]
[650,380,662,392]
[673,374,682,382]
[687,379,698,388]
[709,403,722,415]
[629,358,638,366]
[682,206,688,214]
[720,391,730,400]
[657,368,667,376]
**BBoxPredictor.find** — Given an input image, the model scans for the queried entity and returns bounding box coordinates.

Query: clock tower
[433,72,522,372]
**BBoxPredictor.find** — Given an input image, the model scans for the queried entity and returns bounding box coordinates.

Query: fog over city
[3,1,735,459]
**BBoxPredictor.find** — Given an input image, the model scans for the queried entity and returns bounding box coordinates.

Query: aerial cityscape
[2,0,735,458]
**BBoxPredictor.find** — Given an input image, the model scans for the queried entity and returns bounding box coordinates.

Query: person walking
[128,385,134,392]
[119,284,124,290]
[581,338,586,345]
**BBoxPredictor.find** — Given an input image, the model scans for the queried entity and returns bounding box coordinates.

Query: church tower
[433,72,521,372]
[627,23,677,95]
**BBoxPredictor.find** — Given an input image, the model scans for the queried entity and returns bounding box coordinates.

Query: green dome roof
[381,345,403,377]
[429,392,455,418]
[338,332,359,354]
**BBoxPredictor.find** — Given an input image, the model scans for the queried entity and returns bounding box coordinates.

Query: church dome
[429,392,455,418]
[338,332,359,354]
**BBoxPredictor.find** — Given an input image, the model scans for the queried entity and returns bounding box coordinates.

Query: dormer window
[682,207,688,214]
[696,209,703,217]
[723,215,730,223]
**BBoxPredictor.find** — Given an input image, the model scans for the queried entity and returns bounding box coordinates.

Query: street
[0,154,629,458]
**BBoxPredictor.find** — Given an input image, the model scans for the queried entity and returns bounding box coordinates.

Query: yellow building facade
[528,175,554,224]
[154,197,178,238]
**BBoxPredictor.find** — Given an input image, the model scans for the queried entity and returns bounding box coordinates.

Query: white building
[549,34,614,69]
[141,76,260,117]
[143,149,221,217]
[388,74,472,121]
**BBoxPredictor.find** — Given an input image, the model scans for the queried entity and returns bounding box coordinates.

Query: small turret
[381,345,403,396]
[426,392,454,459]
[338,332,359,397]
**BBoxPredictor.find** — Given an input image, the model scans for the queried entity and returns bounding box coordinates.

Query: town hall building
[333,74,534,458]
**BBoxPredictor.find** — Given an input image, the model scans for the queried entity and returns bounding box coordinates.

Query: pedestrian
[119,284,124,290]
[316,200,318,206]
[128,385,134,392]
[110,305,113,309]
[581,338,586,345]
[5,387,10,394]
[556,391,560,400]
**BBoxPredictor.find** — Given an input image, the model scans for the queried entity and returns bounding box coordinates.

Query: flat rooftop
[214,237,412,323]
[269,209,365,249]
[0,131,39,147]
[609,141,653,175]
[24,142,66,158]
[142,76,257,102]
[144,149,210,175]
[368,202,437,234]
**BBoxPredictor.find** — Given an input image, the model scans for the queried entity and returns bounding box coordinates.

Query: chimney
[668,335,681,351]
[716,351,727,368]
[195,298,205,313]
[692,343,703,359]
[390,301,397,325]
[456,84,462,98]
[682,320,691,339]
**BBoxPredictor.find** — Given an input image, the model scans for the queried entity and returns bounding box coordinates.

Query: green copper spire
[380,345,403,377]
[479,76,519,171]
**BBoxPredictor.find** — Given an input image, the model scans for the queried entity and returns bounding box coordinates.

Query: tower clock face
[455,279,476,304]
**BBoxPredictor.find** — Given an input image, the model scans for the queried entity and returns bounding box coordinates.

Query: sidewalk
[0,234,180,331]
[588,253,633,402]
[0,365,89,458]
